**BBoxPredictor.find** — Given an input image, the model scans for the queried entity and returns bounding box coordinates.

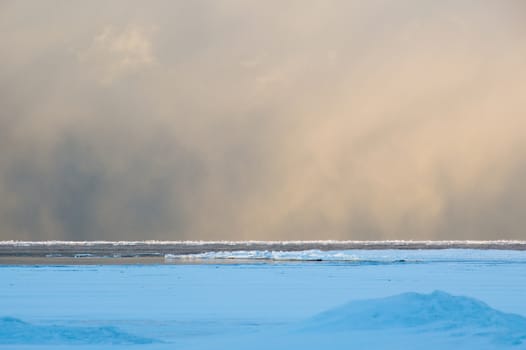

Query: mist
[1,0,525,240]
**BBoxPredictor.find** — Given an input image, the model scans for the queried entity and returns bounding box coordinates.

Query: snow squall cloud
[0,0,525,240]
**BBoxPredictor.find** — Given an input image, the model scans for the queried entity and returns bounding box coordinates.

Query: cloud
[0,0,525,240]
[78,25,156,84]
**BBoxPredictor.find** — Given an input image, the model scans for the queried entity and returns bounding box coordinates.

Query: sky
[0,0,525,241]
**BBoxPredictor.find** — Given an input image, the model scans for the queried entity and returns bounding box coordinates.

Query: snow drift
[297,291,526,346]
[0,317,157,345]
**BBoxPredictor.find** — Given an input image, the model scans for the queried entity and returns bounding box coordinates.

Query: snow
[299,291,526,338]
[165,248,526,262]
[0,317,156,345]
[1,249,526,349]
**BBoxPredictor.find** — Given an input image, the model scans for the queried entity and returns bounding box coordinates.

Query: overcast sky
[1,0,525,241]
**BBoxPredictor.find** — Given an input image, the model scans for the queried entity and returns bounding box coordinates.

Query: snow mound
[299,291,526,345]
[0,317,157,345]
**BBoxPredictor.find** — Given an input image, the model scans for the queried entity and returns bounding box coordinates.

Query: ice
[166,249,366,261]
[165,248,526,262]
[3,292,525,349]
[2,239,526,246]
[2,248,526,349]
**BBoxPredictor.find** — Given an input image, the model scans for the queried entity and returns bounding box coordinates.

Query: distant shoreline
[1,240,526,260]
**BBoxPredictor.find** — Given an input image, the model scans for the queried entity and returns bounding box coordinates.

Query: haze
[1,0,525,241]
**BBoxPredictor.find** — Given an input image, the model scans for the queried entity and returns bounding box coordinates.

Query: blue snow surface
[1,249,526,349]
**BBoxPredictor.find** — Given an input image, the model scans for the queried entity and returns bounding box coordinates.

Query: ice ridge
[165,249,526,263]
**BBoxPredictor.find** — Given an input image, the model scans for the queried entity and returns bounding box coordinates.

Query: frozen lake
[1,248,526,349]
